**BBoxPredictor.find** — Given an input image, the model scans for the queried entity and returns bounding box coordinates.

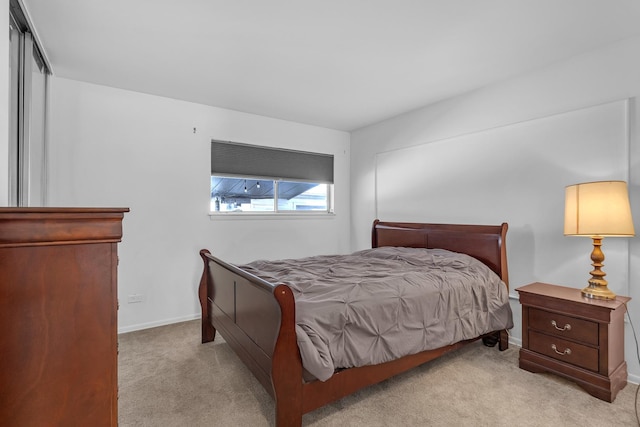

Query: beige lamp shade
[564,181,635,237]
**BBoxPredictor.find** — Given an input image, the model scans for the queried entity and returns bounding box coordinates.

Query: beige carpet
[118,320,638,426]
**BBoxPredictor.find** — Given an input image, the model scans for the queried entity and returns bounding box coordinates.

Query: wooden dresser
[517,282,629,402]
[0,208,128,426]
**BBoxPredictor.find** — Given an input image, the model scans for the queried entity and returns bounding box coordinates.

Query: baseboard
[118,313,201,334]
[626,373,640,385]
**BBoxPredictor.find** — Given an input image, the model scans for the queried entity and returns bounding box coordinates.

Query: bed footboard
[198,250,304,424]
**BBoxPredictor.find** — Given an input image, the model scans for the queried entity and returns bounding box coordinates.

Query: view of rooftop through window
[210,176,330,213]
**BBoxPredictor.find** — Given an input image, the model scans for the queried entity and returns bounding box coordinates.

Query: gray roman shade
[211,140,334,183]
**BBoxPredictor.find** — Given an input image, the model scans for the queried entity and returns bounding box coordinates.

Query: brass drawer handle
[551,344,571,356]
[551,320,571,331]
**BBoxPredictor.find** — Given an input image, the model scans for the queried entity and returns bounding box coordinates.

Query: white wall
[375,100,630,294]
[47,77,350,332]
[351,35,640,381]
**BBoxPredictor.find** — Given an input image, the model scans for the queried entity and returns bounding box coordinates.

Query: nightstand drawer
[529,308,598,345]
[529,330,599,372]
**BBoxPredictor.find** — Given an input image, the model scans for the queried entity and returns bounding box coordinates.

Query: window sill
[209,212,335,220]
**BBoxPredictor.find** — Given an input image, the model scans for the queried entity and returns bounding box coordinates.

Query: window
[210,140,334,214]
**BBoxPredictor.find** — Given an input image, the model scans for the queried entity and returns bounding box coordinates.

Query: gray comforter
[240,247,513,381]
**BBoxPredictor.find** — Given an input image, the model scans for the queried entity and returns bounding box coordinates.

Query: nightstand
[516,282,630,402]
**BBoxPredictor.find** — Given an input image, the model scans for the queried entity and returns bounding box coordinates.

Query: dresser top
[516,282,630,309]
[0,207,129,214]
[0,207,128,247]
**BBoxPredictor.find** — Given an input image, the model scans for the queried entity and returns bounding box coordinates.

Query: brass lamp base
[581,283,617,300]
[581,236,616,300]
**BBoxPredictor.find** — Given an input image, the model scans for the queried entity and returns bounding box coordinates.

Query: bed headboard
[371,219,509,288]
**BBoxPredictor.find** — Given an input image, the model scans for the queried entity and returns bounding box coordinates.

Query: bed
[198,220,512,426]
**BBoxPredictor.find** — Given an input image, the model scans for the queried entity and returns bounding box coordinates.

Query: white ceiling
[21,0,640,131]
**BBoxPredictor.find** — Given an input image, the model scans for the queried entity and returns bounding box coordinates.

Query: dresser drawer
[529,330,599,372]
[529,308,598,345]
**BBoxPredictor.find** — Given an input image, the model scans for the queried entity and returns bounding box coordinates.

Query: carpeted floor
[118,320,638,426]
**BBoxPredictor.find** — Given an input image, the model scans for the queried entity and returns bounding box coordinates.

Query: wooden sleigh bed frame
[199,220,510,426]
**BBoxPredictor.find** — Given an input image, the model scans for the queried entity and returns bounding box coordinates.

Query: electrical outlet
[127,294,144,304]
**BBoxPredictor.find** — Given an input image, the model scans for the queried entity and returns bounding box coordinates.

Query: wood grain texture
[517,282,630,402]
[0,207,127,426]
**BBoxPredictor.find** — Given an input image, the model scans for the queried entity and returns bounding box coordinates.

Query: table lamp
[564,181,635,300]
